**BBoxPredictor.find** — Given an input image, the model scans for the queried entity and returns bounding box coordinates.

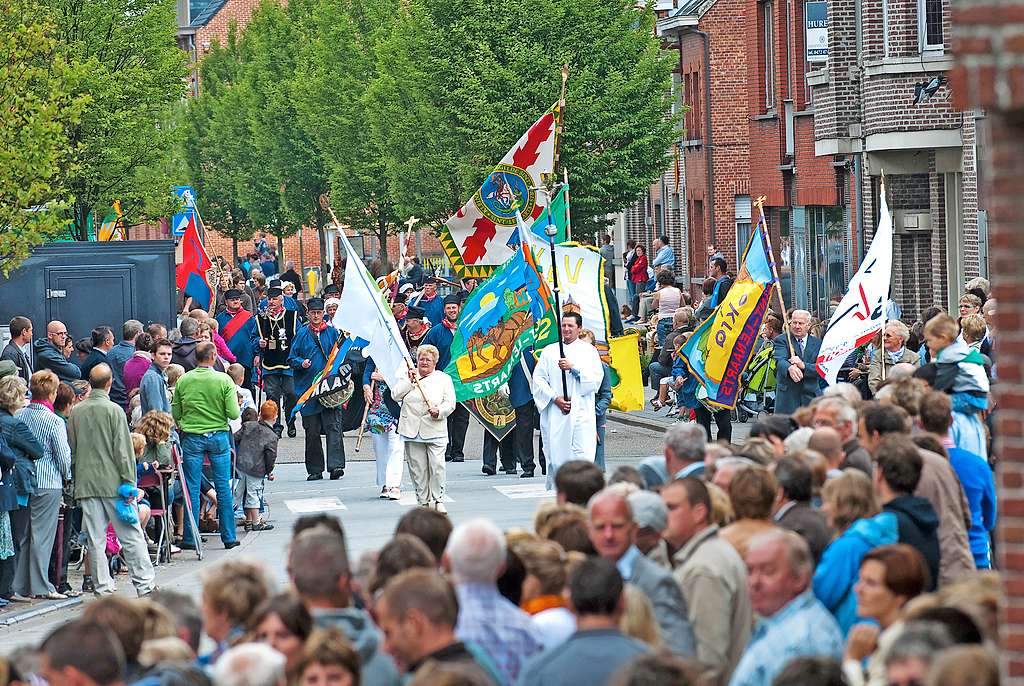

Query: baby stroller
[735,344,776,422]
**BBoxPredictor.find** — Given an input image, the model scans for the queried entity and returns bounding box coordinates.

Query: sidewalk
[607,387,754,444]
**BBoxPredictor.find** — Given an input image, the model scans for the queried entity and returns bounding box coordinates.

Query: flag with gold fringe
[608,332,645,411]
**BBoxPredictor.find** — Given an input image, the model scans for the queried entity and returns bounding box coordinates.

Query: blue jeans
[657,318,673,348]
[626,279,637,305]
[180,431,236,545]
[595,419,607,471]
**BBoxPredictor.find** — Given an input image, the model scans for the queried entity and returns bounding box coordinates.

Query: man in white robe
[533,312,604,487]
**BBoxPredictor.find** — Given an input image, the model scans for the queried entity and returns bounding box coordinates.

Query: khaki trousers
[404,440,446,506]
[80,497,156,596]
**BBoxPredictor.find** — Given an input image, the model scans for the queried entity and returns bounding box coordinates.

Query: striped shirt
[16,402,72,490]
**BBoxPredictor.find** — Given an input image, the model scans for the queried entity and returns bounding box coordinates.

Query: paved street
[0,412,682,652]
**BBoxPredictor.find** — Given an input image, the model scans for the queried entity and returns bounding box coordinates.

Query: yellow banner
[609,332,644,412]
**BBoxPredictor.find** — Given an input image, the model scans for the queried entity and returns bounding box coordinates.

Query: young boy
[227,363,256,432]
[917,313,990,458]
[233,401,279,531]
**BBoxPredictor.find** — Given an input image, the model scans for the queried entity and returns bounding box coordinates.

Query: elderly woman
[867,321,920,394]
[391,344,455,514]
[813,469,898,635]
[13,371,72,599]
[0,375,44,604]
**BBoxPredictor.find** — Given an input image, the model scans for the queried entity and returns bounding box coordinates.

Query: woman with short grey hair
[868,321,920,394]
[392,344,456,514]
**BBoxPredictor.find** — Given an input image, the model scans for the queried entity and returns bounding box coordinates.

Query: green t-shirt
[171,366,240,434]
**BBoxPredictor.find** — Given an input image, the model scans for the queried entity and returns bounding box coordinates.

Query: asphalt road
[0,414,678,652]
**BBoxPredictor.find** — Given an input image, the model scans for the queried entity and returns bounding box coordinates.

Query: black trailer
[0,240,177,344]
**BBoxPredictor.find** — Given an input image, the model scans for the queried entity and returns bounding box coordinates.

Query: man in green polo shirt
[172,342,241,549]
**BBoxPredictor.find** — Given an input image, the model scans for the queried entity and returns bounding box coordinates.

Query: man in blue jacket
[422,294,470,463]
[289,299,348,481]
[216,289,259,392]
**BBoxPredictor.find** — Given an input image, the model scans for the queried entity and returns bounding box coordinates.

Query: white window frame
[735,195,753,252]
[917,0,944,54]
[763,1,776,111]
[882,0,889,57]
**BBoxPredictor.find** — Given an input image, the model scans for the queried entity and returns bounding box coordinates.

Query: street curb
[607,410,669,433]
[0,597,82,626]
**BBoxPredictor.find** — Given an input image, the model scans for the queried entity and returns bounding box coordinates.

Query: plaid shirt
[455,583,545,685]
[16,402,71,490]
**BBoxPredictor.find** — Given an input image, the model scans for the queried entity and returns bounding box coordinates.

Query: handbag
[0,480,17,512]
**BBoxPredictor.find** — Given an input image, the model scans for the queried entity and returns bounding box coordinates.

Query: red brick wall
[193,0,263,54]
[952,3,1023,680]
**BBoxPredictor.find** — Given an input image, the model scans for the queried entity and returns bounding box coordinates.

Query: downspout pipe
[696,29,716,250]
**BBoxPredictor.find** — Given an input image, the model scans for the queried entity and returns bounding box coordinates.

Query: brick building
[951,2,1023,679]
[810,0,986,319]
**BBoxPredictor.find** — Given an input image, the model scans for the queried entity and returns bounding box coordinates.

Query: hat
[398,283,415,293]
[224,288,243,300]
[323,284,341,296]
[325,297,341,309]
[443,294,461,306]
[425,276,439,284]
[306,297,325,311]
[268,279,284,289]
[406,306,425,319]
[0,360,18,380]
[628,490,668,532]
[267,286,284,298]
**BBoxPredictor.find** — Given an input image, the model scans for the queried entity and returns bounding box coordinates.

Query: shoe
[379,487,389,499]
[274,426,283,438]
[330,468,345,480]
[244,522,253,532]
[35,592,68,600]
[8,594,31,603]
[224,540,241,550]
[307,473,323,481]
[0,598,8,608]
[503,468,518,475]
[56,583,79,598]
[434,502,448,515]
[287,425,297,438]
[387,488,401,501]
[170,545,182,554]
[179,542,198,551]
[81,577,95,594]
[451,457,464,463]
[520,471,535,478]
[481,466,496,476]
[250,521,274,531]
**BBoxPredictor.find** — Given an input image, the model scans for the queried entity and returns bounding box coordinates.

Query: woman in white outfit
[391,345,455,513]
[362,359,404,500]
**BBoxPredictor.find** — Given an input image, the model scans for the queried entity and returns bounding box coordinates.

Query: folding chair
[171,443,204,560]
[138,468,172,565]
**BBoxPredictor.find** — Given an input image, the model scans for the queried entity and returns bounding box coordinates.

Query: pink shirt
[123,354,153,394]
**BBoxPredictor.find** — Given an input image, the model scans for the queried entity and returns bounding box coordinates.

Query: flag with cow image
[444,235,551,402]
[439,104,560,277]
[679,214,775,409]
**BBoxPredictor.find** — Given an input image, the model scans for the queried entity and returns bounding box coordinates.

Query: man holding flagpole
[773,310,824,415]
[289,298,349,481]
[533,312,604,486]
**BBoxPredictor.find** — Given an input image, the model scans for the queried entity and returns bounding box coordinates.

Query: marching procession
[0,0,1015,681]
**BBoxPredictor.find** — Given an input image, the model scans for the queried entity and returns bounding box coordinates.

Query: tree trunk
[232,237,238,263]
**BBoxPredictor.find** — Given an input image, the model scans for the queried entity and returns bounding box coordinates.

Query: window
[808,206,848,316]
[882,0,889,56]
[918,0,943,52]
[735,195,752,254]
[762,1,776,110]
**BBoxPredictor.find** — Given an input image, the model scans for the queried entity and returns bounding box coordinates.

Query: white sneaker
[434,502,448,515]
[387,488,401,501]
[379,487,389,499]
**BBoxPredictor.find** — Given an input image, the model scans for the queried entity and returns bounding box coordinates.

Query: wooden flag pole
[755,196,796,359]
[354,379,375,452]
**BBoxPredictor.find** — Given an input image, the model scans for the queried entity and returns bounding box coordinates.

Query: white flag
[334,231,412,389]
[816,184,894,386]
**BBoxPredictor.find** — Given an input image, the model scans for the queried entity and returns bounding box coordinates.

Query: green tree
[0,0,84,274]
[182,30,260,261]
[293,0,401,268]
[52,0,188,239]
[370,0,679,240]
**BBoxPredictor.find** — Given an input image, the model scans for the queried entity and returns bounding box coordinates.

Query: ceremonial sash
[221,309,252,342]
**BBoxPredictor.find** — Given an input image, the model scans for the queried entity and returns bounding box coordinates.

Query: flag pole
[755,196,796,358]
[557,66,571,242]
[879,172,887,383]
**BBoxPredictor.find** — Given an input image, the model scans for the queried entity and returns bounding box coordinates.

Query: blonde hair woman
[619,583,661,648]
[391,344,456,514]
[16,371,69,599]
[512,537,575,647]
[813,469,899,635]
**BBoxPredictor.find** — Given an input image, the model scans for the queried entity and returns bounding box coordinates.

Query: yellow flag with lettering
[608,332,645,412]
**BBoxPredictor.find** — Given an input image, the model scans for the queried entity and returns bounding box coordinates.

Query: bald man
[773,310,823,414]
[34,320,81,383]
